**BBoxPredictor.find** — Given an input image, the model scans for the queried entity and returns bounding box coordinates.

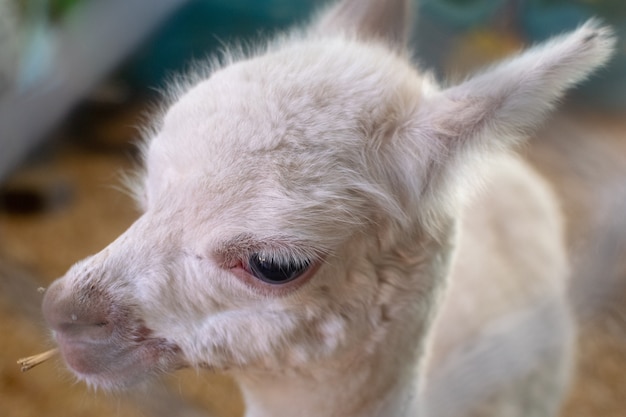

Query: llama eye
[248,254,311,284]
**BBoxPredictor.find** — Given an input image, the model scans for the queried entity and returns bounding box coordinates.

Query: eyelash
[228,250,321,295]
[245,253,311,285]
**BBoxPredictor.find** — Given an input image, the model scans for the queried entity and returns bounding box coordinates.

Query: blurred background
[1,0,625,416]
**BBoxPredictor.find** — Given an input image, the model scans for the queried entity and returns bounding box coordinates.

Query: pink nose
[42,279,114,343]
[41,275,182,386]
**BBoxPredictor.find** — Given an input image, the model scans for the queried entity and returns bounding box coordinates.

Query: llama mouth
[53,330,182,389]
[42,279,184,389]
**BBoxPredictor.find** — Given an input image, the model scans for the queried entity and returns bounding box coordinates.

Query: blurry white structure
[0,1,19,96]
[0,0,189,180]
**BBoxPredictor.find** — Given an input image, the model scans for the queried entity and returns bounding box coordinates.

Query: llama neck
[236,344,421,417]
[235,223,456,417]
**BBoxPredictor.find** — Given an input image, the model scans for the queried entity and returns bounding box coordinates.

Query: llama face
[42,38,439,389]
[136,38,438,369]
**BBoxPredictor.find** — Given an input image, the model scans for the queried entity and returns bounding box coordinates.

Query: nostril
[42,279,115,342]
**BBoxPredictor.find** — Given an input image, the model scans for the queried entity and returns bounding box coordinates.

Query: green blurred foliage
[17,0,83,21]
[49,0,82,19]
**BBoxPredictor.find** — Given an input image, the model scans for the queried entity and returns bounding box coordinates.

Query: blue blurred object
[521,1,591,40]
[123,0,320,90]
[521,0,626,108]
[122,0,626,109]
[413,0,626,109]
[420,0,507,30]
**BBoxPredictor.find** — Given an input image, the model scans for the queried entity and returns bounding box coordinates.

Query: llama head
[42,0,614,391]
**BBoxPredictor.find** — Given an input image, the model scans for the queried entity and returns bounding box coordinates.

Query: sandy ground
[0,101,625,416]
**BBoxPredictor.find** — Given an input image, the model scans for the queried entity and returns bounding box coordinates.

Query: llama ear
[312,0,412,48]
[406,21,615,225]
[425,20,614,154]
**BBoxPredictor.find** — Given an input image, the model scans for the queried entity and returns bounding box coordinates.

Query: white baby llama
[41,0,615,416]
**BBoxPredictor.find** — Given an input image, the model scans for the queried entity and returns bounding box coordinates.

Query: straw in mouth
[17,348,59,372]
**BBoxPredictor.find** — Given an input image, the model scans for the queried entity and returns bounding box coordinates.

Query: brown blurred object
[526,107,626,417]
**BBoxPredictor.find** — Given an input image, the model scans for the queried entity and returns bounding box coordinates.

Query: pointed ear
[427,20,615,152]
[405,21,615,227]
[312,0,412,48]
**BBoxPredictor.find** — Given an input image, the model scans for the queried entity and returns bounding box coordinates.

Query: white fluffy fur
[43,1,616,416]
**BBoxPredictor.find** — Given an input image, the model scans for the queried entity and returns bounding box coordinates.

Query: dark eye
[248,254,311,284]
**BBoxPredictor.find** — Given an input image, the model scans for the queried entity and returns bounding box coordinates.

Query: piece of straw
[17,348,59,372]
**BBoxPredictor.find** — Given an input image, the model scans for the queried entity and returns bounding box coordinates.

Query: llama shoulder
[427,154,569,373]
